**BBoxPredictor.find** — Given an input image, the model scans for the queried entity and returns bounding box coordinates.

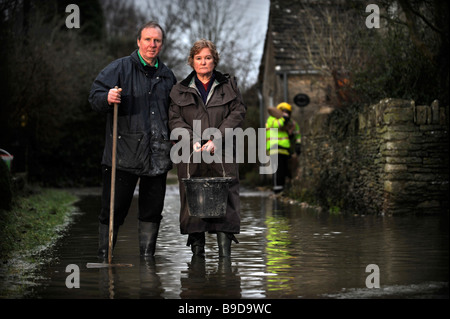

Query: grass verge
[0,187,78,298]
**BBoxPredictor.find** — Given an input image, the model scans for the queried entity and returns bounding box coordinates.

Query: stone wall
[291,99,449,215]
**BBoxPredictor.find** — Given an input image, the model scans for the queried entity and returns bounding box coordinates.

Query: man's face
[137,27,163,64]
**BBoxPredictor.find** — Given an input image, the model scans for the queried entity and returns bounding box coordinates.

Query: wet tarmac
[16,185,449,300]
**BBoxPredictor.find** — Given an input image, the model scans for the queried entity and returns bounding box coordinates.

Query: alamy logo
[170,121,278,174]
[365,264,380,288]
[65,4,80,29]
[366,4,380,29]
[65,264,80,288]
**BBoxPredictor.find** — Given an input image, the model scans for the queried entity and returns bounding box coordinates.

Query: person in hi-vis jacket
[266,102,301,193]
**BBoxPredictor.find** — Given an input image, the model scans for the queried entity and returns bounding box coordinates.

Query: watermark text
[65,4,80,29]
[170,121,278,174]
[365,264,380,288]
[365,4,380,29]
[65,264,80,288]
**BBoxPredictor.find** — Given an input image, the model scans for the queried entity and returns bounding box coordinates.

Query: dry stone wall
[293,99,449,215]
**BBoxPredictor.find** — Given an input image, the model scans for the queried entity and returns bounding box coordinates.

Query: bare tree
[380,0,449,104]
[101,0,146,39]
[97,0,261,88]
[295,0,449,106]
[187,0,257,89]
[294,1,369,106]
[140,0,258,89]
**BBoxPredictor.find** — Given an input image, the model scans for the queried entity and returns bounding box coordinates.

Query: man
[89,21,176,259]
[266,102,301,193]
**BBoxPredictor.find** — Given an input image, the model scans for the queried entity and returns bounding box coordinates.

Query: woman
[169,39,246,258]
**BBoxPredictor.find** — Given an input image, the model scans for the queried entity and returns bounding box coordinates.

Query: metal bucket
[181,152,233,218]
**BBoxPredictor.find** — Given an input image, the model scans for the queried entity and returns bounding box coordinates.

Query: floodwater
[23,185,449,299]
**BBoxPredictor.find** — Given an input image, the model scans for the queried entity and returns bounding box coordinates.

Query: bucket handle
[186,150,226,179]
[0,149,12,157]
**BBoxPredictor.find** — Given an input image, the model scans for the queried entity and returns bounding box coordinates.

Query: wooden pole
[108,87,119,264]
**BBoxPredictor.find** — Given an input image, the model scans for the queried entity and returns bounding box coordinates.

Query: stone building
[258,0,449,214]
[258,0,336,130]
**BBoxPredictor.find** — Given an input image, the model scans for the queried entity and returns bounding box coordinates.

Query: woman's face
[193,47,215,78]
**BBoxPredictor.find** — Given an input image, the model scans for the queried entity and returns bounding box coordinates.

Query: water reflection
[25,185,448,299]
[180,256,241,298]
[265,214,294,294]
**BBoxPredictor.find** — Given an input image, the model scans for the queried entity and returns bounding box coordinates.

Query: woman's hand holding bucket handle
[193,140,215,154]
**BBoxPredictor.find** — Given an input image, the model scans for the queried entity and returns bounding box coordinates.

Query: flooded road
[27,185,448,299]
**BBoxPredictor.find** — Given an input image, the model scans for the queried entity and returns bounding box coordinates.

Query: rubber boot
[97,223,119,260]
[217,232,238,258]
[138,221,160,257]
[187,232,205,257]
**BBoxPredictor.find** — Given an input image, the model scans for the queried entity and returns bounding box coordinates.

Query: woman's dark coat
[89,50,177,176]
[169,70,246,234]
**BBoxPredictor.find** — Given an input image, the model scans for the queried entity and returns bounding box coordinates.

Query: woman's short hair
[188,39,220,68]
[137,21,166,43]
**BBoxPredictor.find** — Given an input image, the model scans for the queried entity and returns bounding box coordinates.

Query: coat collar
[130,49,169,77]
[180,70,229,87]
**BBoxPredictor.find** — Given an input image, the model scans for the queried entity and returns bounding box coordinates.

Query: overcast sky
[245,0,270,81]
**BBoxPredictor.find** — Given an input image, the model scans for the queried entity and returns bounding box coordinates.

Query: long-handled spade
[87,87,133,269]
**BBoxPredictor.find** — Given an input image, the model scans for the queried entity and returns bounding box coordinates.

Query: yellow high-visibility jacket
[266,116,301,156]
